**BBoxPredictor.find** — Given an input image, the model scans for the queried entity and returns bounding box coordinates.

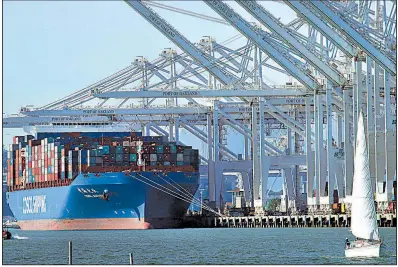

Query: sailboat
[345,111,383,258]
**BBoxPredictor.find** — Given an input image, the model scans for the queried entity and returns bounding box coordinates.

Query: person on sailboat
[345,238,350,249]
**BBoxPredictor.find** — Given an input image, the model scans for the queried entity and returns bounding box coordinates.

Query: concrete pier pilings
[198,213,396,228]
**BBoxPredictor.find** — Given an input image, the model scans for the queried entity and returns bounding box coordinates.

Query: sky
[3,1,296,144]
[3,1,299,191]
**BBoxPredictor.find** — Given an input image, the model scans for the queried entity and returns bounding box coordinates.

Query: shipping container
[116,154,123,162]
[116,146,123,154]
[130,154,137,161]
[170,145,177,154]
[150,154,157,162]
[7,133,199,188]
[176,153,184,162]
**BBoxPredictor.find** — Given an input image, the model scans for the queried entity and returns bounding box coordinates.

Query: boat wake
[12,235,28,240]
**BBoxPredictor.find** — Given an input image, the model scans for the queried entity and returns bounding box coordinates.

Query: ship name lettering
[22,195,46,214]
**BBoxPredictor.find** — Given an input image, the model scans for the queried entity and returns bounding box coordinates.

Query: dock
[184,213,397,228]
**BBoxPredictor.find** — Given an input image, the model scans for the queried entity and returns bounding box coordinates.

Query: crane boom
[204,0,320,91]
[17,97,310,117]
[236,0,346,86]
[97,88,307,99]
[283,0,357,58]
[124,0,235,85]
[308,1,396,75]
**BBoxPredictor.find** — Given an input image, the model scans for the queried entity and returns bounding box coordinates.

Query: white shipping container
[32,161,35,168]
[123,141,130,147]
[177,153,184,161]
[44,174,48,181]
[130,141,136,146]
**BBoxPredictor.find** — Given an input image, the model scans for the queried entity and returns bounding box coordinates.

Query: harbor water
[3,228,396,265]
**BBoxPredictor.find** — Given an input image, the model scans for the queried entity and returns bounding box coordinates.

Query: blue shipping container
[103,146,110,154]
[116,154,123,162]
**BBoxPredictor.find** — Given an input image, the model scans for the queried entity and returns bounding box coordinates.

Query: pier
[184,213,397,228]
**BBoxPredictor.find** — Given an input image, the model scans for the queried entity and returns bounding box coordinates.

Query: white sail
[350,111,380,241]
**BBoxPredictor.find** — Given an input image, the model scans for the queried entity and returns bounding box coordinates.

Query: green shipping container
[129,154,137,162]
[170,145,177,153]
[177,161,183,166]
[156,145,163,153]
[116,146,123,154]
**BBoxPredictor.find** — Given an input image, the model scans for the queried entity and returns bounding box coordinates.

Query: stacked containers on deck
[68,150,79,179]
[7,132,199,189]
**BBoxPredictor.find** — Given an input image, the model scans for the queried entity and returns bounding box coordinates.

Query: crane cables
[152,172,217,215]
[135,172,223,217]
[128,172,223,217]
[145,1,230,26]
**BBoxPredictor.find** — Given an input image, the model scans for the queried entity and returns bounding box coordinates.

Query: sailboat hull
[345,243,381,258]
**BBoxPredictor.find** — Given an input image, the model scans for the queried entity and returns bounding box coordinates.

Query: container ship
[6,132,199,230]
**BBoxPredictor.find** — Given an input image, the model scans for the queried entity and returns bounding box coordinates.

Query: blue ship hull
[6,172,199,230]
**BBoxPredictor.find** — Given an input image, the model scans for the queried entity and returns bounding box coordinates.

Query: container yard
[3,0,397,231]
